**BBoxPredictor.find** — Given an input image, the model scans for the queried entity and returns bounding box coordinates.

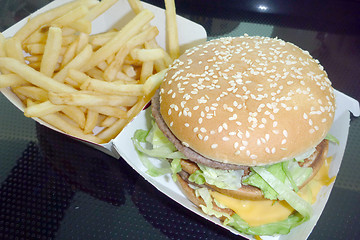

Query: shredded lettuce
[243,162,285,200]
[195,188,232,219]
[252,167,313,221]
[282,161,299,192]
[132,122,186,178]
[227,212,306,236]
[243,159,313,199]
[189,164,244,190]
[188,170,206,185]
[170,158,182,181]
[325,133,339,145]
[285,159,313,188]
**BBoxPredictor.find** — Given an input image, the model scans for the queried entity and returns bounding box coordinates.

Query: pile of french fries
[0,0,179,144]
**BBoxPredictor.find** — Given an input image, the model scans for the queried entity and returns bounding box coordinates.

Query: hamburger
[133,35,337,236]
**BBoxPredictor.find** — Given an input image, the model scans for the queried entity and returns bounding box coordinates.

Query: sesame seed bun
[159,36,335,166]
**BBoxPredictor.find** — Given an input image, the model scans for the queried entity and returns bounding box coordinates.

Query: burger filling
[132,115,338,235]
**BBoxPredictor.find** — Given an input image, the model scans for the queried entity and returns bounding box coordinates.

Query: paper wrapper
[1,0,360,239]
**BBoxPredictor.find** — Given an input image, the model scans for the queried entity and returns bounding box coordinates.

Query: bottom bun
[176,174,234,221]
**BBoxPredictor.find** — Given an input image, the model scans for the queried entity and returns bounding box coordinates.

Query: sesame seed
[211,144,218,149]
[265,134,270,141]
[283,130,288,138]
[182,142,189,147]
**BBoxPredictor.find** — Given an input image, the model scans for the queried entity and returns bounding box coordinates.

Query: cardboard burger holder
[1,0,359,239]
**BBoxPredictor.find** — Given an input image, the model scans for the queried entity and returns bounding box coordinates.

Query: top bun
[159,36,335,166]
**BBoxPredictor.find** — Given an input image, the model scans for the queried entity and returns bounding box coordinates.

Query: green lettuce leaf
[252,167,313,221]
[132,122,186,178]
[195,188,232,219]
[188,170,206,185]
[325,133,339,145]
[243,159,313,199]
[285,159,313,188]
[170,158,182,181]
[189,164,244,190]
[243,162,286,200]
[227,212,305,236]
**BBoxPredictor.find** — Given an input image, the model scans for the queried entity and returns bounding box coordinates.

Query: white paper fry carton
[0,0,207,157]
[1,0,360,239]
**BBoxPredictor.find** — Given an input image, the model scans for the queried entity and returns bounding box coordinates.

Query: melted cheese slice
[211,157,335,227]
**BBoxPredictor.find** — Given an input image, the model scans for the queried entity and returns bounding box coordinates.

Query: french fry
[61,39,78,67]
[67,18,92,34]
[87,105,127,118]
[84,109,98,134]
[127,0,144,14]
[100,116,118,128]
[115,71,138,83]
[24,100,65,117]
[24,43,46,55]
[23,28,48,44]
[61,27,77,36]
[61,106,86,129]
[97,118,128,141]
[41,112,104,143]
[48,91,138,107]
[84,0,118,22]
[27,62,41,71]
[164,0,179,59]
[145,40,167,71]
[14,0,97,42]
[2,0,177,144]
[103,26,159,81]
[85,67,105,80]
[97,96,148,141]
[54,44,93,82]
[52,5,89,27]
[130,48,165,62]
[96,61,108,71]
[67,68,91,85]
[0,57,76,93]
[13,86,48,102]
[122,65,137,78]
[82,9,154,72]
[76,32,89,54]
[64,77,81,88]
[140,60,154,83]
[0,33,9,74]
[0,73,28,88]
[40,26,62,77]
[89,31,117,48]
[62,34,79,46]
[80,78,144,96]
[5,37,25,62]
[143,68,167,95]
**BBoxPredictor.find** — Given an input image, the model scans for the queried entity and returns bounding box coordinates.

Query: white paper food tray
[0,0,207,158]
[114,89,360,240]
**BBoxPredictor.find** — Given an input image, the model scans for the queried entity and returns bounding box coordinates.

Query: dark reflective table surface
[0,0,359,239]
